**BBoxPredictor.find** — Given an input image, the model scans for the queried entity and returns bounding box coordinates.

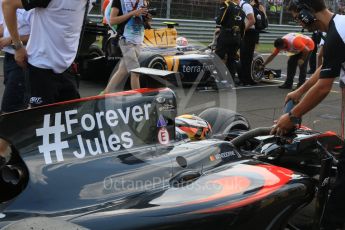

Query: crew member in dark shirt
[271,0,345,229]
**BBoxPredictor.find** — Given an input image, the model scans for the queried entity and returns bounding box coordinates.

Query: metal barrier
[88,15,310,44]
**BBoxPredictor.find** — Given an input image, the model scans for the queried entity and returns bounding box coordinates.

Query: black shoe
[278,84,292,89]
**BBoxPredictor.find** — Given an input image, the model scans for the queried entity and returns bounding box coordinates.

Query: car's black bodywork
[0,87,341,229]
[77,20,277,88]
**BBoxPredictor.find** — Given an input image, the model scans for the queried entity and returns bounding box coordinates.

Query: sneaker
[278,84,292,89]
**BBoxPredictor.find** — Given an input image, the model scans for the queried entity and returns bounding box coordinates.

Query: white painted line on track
[234,72,341,90]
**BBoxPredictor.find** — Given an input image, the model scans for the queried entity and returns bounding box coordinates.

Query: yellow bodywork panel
[164,56,180,72]
[143,28,177,47]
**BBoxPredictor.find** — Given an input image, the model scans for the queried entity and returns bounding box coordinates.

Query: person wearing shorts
[104,0,149,93]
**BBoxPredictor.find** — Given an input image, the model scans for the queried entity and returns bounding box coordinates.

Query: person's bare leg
[0,138,11,167]
[104,62,128,93]
[130,72,140,89]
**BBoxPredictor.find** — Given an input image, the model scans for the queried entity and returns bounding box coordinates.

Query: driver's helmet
[176,37,188,47]
[175,115,212,141]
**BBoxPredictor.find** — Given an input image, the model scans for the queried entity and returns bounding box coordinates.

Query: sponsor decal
[30,97,43,105]
[36,103,152,164]
[157,115,167,128]
[158,127,170,145]
[155,97,166,104]
[210,151,241,161]
[182,63,215,73]
[158,103,175,112]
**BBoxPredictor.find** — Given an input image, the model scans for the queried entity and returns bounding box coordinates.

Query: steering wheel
[230,100,297,148]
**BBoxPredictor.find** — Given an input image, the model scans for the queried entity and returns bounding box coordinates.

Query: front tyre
[198,107,250,134]
[251,52,264,83]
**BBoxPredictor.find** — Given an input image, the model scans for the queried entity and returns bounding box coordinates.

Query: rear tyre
[80,44,105,80]
[198,107,250,134]
[87,44,104,58]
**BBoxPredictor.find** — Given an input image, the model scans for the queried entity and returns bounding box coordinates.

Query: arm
[263,51,278,66]
[2,0,23,45]
[291,77,334,118]
[0,34,29,50]
[259,4,267,16]
[242,3,255,31]
[2,0,27,68]
[109,6,148,26]
[271,72,334,136]
[245,13,255,31]
[317,45,324,68]
[3,0,51,68]
[298,47,312,66]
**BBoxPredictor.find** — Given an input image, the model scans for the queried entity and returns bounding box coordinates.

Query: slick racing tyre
[79,44,105,80]
[198,107,250,134]
[251,52,265,83]
[87,44,104,58]
[139,53,168,70]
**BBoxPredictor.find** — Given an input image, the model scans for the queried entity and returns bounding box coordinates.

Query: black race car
[0,85,341,229]
[77,20,279,88]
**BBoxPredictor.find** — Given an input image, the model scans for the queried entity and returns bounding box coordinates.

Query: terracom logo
[35,103,152,164]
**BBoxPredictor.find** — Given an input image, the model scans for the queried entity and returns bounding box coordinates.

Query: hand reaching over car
[284,89,303,104]
[270,113,296,136]
[270,100,301,136]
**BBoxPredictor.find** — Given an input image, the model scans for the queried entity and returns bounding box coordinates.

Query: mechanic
[0,0,94,168]
[270,0,345,229]
[103,0,150,93]
[238,0,258,86]
[214,0,245,81]
[0,1,31,113]
[262,33,315,89]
